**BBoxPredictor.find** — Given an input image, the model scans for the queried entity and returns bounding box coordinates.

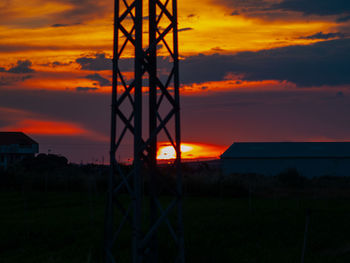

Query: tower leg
[133,0,143,262]
[149,0,159,261]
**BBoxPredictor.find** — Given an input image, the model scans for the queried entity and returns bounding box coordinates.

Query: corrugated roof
[221,142,350,158]
[0,132,38,146]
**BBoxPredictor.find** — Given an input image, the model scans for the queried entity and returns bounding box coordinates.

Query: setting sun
[157,144,194,160]
[157,142,225,160]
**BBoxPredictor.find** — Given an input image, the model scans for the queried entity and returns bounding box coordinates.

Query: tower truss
[104,0,184,262]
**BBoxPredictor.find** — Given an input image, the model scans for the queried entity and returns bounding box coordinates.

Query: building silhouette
[0,132,38,170]
[221,142,350,177]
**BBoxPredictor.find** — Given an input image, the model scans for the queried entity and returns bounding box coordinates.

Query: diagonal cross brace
[140,198,177,249]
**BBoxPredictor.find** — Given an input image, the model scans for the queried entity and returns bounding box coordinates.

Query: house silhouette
[0,132,39,170]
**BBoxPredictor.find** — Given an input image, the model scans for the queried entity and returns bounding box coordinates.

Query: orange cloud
[181,79,297,95]
[2,119,86,135]
[0,0,338,62]
[1,119,108,141]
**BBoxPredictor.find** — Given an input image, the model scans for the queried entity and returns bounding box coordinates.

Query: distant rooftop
[0,132,38,146]
[221,142,350,158]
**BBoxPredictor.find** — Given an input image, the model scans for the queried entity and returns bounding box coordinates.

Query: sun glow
[157,144,194,160]
[157,142,225,160]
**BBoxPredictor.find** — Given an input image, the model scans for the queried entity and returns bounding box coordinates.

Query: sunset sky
[1,0,350,163]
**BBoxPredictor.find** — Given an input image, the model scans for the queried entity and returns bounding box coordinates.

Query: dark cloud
[178,27,193,32]
[76,53,112,71]
[230,11,240,16]
[1,60,35,76]
[77,38,350,88]
[76,52,137,73]
[215,0,350,22]
[40,61,72,67]
[337,15,350,22]
[51,23,81,27]
[300,32,345,40]
[180,38,350,87]
[218,0,350,17]
[52,61,71,67]
[51,24,69,27]
[0,43,107,53]
[7,60,35,74]
[208,1,296,23]
[274,0,350,16]
[84,73,111,86]
[211,47,225,52]
[76,86,99,92]
[0,75,33,87]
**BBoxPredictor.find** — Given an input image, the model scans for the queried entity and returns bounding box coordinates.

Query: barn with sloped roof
[0,132,39,169]
[221,142,350,178]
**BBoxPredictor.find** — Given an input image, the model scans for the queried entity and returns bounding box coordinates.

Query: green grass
[1,191,350,262]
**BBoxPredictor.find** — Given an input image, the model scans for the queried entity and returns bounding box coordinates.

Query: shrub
[277,168,306,187]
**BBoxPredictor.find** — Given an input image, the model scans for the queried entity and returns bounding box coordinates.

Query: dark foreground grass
[1,191,350,263]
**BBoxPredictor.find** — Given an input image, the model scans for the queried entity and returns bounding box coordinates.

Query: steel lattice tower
[104,0,184,262]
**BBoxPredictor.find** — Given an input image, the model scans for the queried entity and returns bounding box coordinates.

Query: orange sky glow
[0,119,109,141]
[2,119,87,135]
[157,142,226,160]
[1,0,350,162]
[0,0,342,78]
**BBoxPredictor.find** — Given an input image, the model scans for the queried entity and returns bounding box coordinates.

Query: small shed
[0,132,39,170]
[221,142,350,178]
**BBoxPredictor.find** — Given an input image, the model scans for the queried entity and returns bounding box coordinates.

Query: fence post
[301,208,311,263]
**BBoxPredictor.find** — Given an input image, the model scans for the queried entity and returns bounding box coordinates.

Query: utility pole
[104,0,184,262]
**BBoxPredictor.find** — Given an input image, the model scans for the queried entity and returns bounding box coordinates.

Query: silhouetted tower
[104,0,184,262]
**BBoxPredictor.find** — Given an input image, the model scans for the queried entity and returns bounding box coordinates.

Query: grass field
[1,190,350,263]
